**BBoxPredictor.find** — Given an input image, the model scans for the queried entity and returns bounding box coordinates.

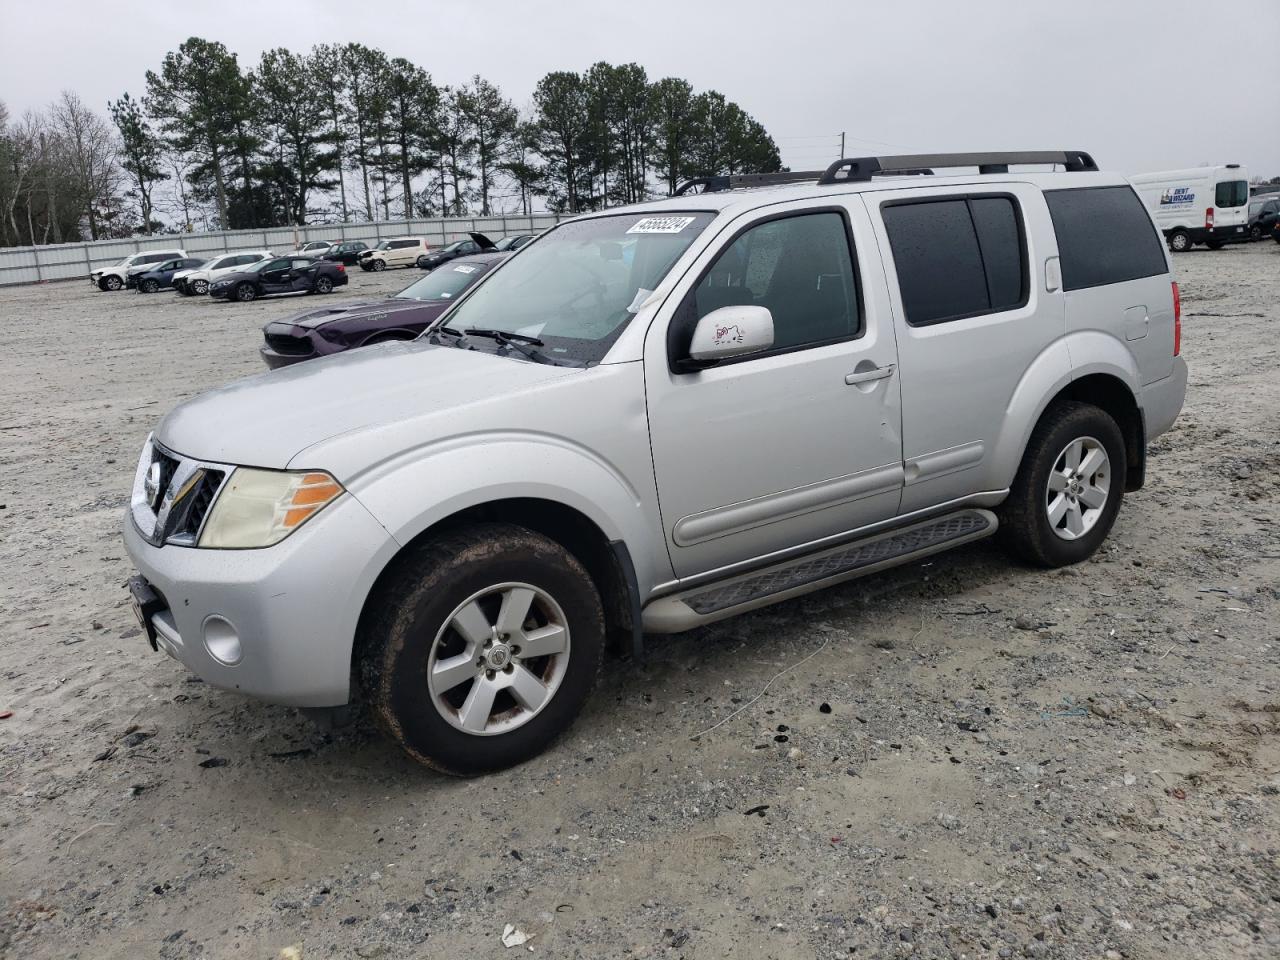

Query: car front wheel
[236,283,258,302]
[999,401,1126,568]
[359,523,605,775]
[372,259,386,272]
[140,279,159,293]
[102,275,122,291]
[192,279,208,295]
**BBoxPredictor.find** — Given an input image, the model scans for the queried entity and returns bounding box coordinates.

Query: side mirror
[686,305,774,366]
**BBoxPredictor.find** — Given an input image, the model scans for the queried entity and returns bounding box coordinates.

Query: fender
[343,431,671,597]
[989,332,1140,489]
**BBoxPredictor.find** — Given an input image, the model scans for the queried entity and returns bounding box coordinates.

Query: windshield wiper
[427,324,465,345]
[462,328,554,364]
[463,328,544,346]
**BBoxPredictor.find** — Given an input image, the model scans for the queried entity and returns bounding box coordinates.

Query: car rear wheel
[191,279,209,295]
[1167,230,1191,253]
[102,275,122,291]
[999,401,1126,568]
[359,523,604,775]
[314,276,334,294]
[235,283,257,302]
[1250,225,1262,241]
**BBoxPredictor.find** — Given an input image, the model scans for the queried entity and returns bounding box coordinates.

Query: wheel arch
[354,497,643,683]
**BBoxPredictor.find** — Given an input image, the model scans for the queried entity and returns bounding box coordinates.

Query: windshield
[375,240,392,251]
[396,261,490,301]
[441,211,715,364]
[245,259,275,273]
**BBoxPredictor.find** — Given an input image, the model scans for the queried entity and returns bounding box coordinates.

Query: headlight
[199,468,343,548]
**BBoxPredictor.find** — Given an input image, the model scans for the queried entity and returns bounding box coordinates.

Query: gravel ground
[0,244,1277,960]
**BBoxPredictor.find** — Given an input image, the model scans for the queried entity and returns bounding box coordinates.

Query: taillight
[336,264,345,272]
[1172,281,1181,356]
[1205,207,1214,229]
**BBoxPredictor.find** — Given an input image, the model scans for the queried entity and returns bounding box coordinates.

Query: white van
[1130,164,1250,252]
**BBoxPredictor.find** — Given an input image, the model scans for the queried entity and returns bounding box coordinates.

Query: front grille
[160,469,225,544]
[154,451,179,506]
[265,333,314,356]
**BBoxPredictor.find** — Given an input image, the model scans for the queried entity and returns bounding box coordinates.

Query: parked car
[260,253,508,369]
[173,250,273,296]
[320,240,370,266]
[1247,197,1280,241]
[124,149,1186,775]
[415,233,495,270]
[294,240,333,256]
[134,257,208,293]
[493,234,536,252]
[358,237,429,271]
[90,249,186,291]
[208,256,348,302]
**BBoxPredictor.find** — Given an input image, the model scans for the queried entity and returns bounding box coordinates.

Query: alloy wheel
[426,582,571,736]
[1045,436,1110,541]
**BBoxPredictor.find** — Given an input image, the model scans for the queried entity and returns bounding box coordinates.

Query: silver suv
[124,151,1187,774]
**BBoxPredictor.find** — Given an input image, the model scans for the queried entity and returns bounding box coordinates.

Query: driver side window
[690,211,861,354]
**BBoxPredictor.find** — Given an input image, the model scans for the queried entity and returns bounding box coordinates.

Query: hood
[273,297,425,330]
[155,340,575,470]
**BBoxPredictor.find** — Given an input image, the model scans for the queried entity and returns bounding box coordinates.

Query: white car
[357,237,430,271]
[91,250,186,291]
[173,251,274,296]
[1130,163,1251,252]
[294,241,333,257]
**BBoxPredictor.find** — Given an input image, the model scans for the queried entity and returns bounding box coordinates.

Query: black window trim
[1043,184,1167,293]
[879,191,1030,328]
[667,204,867,374]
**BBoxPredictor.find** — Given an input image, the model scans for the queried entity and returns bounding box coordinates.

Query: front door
[645,201,904,579]
[260,259,293,293]
[289,258,317,291]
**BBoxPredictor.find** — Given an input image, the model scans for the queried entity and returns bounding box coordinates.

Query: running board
[642,508,998,633]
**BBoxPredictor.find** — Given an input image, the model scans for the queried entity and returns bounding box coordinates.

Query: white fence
[0,213,564,286]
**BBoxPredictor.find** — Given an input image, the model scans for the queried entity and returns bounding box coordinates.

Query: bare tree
[50,91,120,239]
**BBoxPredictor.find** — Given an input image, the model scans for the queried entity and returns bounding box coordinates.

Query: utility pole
[840,131,845,160]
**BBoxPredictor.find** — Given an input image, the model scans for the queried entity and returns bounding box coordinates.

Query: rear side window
[882,195,1027,326]
[1215,180,1248,208]
[1045,186,1166,291]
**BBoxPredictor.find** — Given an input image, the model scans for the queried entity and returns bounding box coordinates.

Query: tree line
[0,38,781,246]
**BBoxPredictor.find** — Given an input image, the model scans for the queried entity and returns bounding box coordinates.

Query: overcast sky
[3,0,1279,178]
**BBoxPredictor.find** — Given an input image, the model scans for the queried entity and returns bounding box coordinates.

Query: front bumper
[209,285,234,300]
[123,492,399,707]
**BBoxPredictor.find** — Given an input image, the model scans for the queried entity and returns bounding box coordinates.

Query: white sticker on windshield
[626,216,696,235]
[627,287,655,313]
[453,264,478,274]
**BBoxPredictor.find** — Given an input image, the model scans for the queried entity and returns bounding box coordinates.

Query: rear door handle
[845,364,896,385]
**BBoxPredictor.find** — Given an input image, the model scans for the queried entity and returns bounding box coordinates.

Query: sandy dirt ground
[0,243,1277,960]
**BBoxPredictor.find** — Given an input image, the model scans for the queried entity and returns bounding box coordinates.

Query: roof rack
[673,150,1097,195]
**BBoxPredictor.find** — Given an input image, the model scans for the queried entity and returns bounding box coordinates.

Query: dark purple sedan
[259,252,508,369]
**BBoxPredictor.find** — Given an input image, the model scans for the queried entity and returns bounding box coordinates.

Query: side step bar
[642,508,998,633]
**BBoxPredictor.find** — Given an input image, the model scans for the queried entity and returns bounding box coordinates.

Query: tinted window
[291,259,313,270]
[1045,186,1167,291]
[391,239,417,250]
[691,211,859,352]
[140,253,169,264]
[1215,180,1248,208]
[882,196,1027,326]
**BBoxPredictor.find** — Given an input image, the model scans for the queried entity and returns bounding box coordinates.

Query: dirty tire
[235,283,257,302]
[372,258,386,272]
[359,523,605,775]
[314,276,333,294]
[191,279,208,295]
[1167,230,1190,253]
[999,401,1127,568]
[1250,225,1262,241]
[101,275,122,291]
[140,279,159,293]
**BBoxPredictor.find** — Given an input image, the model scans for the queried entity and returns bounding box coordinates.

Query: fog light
[203,615,242,665]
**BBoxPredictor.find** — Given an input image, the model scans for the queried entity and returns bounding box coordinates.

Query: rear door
[869,183,1061,513]
[289,258,317,291]
[1213,177,1250,234]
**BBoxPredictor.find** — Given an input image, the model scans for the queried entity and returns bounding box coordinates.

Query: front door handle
[845,363,896,385]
